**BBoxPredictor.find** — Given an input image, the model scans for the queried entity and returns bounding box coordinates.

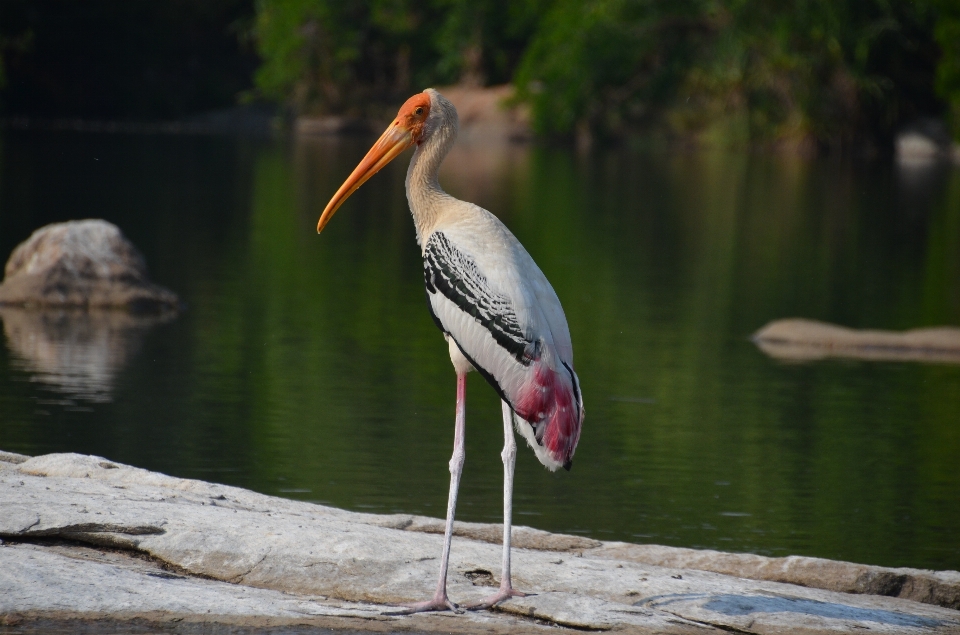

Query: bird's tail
[512,361,583,471]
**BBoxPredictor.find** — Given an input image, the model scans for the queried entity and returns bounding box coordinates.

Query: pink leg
[465,401,528,610]
[391,372,467,614]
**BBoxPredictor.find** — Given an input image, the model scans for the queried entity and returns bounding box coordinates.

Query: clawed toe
[384,588,527,615]
[383,595,462,615]
[464,587,529,610]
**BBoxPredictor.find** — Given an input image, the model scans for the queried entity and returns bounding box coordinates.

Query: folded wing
[423,229,583,470]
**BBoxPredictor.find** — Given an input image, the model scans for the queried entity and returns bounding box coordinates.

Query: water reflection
[896,153,955,218]
[0,307,173,402]
[0,130,958,572]
[292,133,532,224]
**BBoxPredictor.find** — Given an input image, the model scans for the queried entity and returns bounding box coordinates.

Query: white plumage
[317,88,583,613]
[422,214,581,471]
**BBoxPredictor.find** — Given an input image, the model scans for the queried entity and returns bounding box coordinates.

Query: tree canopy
[0,0,957,144]
[252,0,960,146]
[251,0,548,118]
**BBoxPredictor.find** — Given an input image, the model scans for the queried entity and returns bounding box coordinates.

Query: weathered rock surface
[2,450,958,634]
[753,318,960,363]
[0,220,179,312]
[591,543,960,610]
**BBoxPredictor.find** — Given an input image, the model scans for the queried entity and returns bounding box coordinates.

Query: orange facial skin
[396,92,431,145]
[317,92,432,233]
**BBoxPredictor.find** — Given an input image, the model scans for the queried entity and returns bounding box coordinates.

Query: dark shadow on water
[636,593,946,628]
[0,307,177,403]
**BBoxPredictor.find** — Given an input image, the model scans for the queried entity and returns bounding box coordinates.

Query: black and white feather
[424,231,540,367]
[421,217,581,471]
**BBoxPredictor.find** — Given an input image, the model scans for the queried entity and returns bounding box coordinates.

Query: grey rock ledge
[1,450,958,634]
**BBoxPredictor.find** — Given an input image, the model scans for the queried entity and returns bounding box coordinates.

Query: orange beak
[316,122,416,233]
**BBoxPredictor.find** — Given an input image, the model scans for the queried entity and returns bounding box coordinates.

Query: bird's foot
[382,592,462,616]
[464,585,529,611]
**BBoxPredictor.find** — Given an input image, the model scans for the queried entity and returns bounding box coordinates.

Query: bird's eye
[415,107,424,116]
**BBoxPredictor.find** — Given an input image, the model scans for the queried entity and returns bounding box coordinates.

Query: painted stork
[317,89,584,613]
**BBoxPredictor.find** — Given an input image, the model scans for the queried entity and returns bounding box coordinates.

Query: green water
[1,130,958,571]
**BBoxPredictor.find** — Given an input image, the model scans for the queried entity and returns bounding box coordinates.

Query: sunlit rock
[1,451,958,632]
[0,307,173,402]
[0,219,179,311]
[752,318,960,364]
[0,220,179,401]
[896,132,941,161]
[895,119,953,167]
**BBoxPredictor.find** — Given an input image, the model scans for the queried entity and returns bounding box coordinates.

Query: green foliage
[933,0,960,140]
[430,0,548,86]
[513,0,716,137]
[515,0,941,145]
[253,0,425,115]
[252,0,546,115]
[253,0,955,145]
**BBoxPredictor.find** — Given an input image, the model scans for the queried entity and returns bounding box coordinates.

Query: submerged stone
[753,318,960,364]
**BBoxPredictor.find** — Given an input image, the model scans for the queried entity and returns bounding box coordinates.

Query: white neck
[405,92,459,245]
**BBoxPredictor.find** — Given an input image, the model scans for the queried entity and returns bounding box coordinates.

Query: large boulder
[0,220,179,312]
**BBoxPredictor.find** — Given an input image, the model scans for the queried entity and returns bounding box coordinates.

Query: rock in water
[0,220,179,312]
[752,318,960,363]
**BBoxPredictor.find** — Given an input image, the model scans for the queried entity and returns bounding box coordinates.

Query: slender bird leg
[391,372,467,615]
[466,401,529,610]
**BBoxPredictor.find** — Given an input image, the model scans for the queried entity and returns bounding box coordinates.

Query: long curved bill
[316,123,415,233]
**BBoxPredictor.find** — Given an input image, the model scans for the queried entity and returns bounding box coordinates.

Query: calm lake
[1,129,958,572]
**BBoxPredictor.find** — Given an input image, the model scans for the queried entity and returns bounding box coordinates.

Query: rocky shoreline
[2,449,958,634]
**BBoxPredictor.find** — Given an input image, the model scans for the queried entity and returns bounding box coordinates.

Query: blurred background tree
[253,0,956,147]
[933,0,960,140]
[0,0,957,145]
[251,0,547,117]
[514,0,943,147]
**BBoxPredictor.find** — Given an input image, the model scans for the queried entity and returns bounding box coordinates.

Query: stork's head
[317,91,436,233]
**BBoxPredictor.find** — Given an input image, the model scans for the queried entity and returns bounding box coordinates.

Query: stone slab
[2,451,958,634]
[591,543,960,610]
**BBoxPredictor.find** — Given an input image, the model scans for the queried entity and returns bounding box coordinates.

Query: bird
[316,89,584,613]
